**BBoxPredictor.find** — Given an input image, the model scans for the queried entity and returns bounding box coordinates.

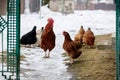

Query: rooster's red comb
[47,18,54,23]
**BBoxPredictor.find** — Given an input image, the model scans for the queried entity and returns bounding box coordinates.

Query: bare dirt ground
[66,33,116,80]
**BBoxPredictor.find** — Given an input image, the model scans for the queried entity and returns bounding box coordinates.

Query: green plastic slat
[0,16,7,33]
[116,0,120,80]
[0,0,20,80]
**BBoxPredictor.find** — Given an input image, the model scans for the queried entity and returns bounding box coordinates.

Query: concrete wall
[0,0,25,15]
[49,0,60,11]
[0,0,40,15]
[63,0,75,14]
[21,0,25,14]
[29,0,40,13]
[49,0,75,14]
[0,0,7,15]
[75,0,115,10]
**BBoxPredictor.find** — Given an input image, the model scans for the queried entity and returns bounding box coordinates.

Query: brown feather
[63,31,82,59]
[74,26,85,43]
[40,28,56,52]
[83,28,95,46]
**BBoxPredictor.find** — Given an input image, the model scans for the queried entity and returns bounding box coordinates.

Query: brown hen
[40,18,56,58]
[83,28,95,47]
[74,25,85,43]
[63,31,82,64]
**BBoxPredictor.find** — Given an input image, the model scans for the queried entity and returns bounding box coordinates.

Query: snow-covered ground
[0,5,115,80]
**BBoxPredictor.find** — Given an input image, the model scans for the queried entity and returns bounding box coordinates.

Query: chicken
[83,27,95,47]
[33,27,44,47]
[63,31,82,64]
[40,18,56,58]
[20,26,37,47]
[74,25,85,43]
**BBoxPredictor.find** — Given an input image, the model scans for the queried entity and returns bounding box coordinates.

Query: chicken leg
[43,51,47,58]
[47,51,50,58]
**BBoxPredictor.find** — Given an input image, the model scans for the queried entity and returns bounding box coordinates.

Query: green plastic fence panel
[0,16,7,33]
[0,0,20,80]
[116,0,120,80]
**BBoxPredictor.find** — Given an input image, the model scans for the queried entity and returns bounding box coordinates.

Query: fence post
[116,0,120,80]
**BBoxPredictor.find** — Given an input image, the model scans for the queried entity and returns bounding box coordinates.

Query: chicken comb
[47,18,54,24]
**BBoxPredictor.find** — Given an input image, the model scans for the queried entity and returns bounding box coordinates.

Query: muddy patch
[66,33,116,80]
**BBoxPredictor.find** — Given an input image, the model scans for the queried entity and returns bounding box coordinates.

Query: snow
[0,5,115,79]
[99,0,114,4]
[89,0,114,4]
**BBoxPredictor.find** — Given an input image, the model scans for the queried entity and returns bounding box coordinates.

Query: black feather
[21,26,37,45]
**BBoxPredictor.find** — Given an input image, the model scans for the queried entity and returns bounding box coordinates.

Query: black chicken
[20,26,37,47]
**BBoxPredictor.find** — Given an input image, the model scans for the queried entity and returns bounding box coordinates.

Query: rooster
[20,26,37,47]
[74,25,85,43]
[63,31,82,64]
[83,27,95,47]
[40,18,56,58]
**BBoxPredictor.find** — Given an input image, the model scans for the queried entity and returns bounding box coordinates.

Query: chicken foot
[47,51,50,58]
[43,51,51,58]
[43,51,48,58]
